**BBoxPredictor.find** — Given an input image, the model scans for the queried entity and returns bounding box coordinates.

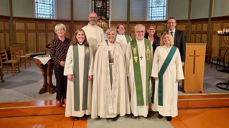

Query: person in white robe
[82,12,105,56]
[151,32,184,121]
[126,24,153,118]
[115,24,132,53]
[64,29,93,120]
[91,27,130,121]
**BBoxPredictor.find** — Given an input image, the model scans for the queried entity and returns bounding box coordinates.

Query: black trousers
[54,64,67,100]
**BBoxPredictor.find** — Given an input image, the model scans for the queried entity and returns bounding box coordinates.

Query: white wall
[74,0,90,20]
[56,0,71,20]
[168,0,189,20]
[213,0,229,17]
[130,0,147,21]
[111,0,127,21]
[12,0,34,18]
[0,0,9,16]
[191,0,209,19]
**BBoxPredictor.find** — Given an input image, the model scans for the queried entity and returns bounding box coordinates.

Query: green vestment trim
[152,46,177,106]
[125,34,132,43]
[73,45,90,111]
[130,38,151,106]
[108,51,113,89]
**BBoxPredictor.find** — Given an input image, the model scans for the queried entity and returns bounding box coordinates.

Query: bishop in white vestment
[91,28,130,120]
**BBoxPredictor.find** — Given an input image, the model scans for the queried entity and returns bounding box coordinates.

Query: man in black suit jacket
[167,17,186,66]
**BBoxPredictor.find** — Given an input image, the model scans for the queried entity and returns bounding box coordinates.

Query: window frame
[34,0,56,19]
[147,0,168,21]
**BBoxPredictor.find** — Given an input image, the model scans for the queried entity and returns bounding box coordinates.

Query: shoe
[166,116,172,121]
[56,100,62,107]
[74,117,79,121]
[125,114,131,117]
[112,115,119,121]
[63,98,66,104]
[146,111,154,118]
[82,115,88,120]
[158,114,163,119]
[131,115,138,119]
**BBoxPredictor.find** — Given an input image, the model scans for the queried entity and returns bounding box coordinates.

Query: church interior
[0,0,229,128]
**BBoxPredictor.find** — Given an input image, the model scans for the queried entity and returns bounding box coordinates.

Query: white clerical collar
[136,39,144,43]
[78,42,84,46]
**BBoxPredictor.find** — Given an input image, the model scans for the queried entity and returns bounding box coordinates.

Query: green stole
[125,34,132,43]
[151,46,177,106]
[106,41,114,89]
[115,34,131,43]
[73,44,90,111]
[130,38,151,106]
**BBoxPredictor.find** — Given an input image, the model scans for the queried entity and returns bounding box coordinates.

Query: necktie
[170,32,173,37]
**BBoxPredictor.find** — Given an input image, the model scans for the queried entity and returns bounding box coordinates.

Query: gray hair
[106,27,117,36]
[134,24,145,32]
[54,23,66,33]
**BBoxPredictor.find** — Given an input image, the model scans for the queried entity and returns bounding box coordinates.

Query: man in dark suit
[167,17,186,66]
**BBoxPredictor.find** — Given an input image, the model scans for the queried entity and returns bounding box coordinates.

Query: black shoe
[112,116,119,121]
[166,116,172,121]
[146,111,154,118]
[158,114,163,119]
[125,114,131,117]
[82,115,88,120]
[74,117,79,121]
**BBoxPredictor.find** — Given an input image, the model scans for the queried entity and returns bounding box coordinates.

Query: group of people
[50,12,185,122]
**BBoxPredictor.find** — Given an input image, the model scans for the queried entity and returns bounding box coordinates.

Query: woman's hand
[60,61,65,67]
[154,77,158,80]
[88,75,93,81]
[68,75,73,81]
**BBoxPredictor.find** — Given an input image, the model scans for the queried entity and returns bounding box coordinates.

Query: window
[35,0,55,19]
[147,0,167,21]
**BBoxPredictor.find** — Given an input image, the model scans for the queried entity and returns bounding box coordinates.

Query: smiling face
[56,29,66,38]
[162,34,171,47]
[117,24,125,35]
[107,30,116,43]
[135,26,145,40]
[167,18,176,31]
[147,25,156,36]
[88,13,97,25]
[76,31,85,43]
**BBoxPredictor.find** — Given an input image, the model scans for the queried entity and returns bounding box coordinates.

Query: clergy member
[82,12,105,56]
[115,24,132,53]
[151,32,184,121]
[64,29,93,121]
[126,24,152,118]
[91,27,130,121]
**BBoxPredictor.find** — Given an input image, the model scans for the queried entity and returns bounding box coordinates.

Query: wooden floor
[0,94,229,128]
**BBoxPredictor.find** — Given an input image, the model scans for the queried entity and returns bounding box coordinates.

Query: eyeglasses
[168,22,176,24]
[136,31,145,33]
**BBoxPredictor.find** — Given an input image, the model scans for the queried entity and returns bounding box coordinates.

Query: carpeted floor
[0,61,228,103]
[87,115,173,128]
